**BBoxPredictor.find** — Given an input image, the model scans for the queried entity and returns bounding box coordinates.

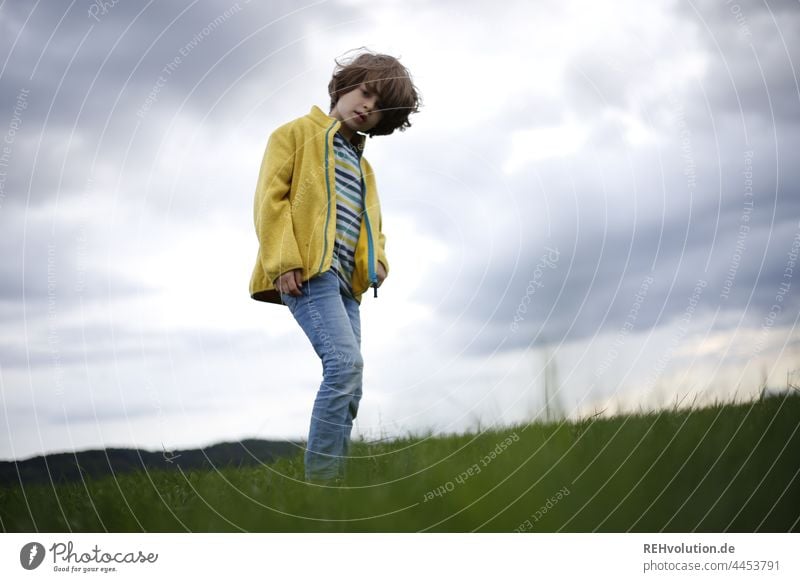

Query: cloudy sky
[1,0,798,461]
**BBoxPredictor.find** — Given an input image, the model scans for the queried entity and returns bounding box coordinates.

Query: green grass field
[2,391,798,532]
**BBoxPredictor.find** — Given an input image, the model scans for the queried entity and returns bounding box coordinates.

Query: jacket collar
[309,105,367,152]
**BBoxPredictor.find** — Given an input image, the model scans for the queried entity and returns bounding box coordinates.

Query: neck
[329,109,360,145]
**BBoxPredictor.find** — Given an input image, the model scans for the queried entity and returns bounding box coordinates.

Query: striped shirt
[331,132,364,298]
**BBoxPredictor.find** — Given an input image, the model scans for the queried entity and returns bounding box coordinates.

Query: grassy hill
[1,391,798,532]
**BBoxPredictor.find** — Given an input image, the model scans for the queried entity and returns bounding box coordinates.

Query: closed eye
[361,86,383,111]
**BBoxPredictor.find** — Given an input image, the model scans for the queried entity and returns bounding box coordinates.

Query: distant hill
[0,439,302,487]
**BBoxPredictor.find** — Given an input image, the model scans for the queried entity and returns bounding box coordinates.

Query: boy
[249,49,420,484]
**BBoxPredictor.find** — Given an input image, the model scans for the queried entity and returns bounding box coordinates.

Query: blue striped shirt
[331,132,364,298]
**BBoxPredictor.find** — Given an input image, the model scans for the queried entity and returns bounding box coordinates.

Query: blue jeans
[280,269,363,482]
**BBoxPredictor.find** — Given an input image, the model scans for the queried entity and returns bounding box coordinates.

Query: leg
[281,270,363,482]
[340,293,362,467]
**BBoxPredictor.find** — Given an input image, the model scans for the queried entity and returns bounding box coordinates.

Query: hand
[377,261,387,287]
[274,269,304,296]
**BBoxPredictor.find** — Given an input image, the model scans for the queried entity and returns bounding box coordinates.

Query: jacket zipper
[360,173,378,298]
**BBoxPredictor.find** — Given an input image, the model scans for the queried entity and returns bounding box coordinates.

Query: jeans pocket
[280,281,308,307]
[280,291,295,309]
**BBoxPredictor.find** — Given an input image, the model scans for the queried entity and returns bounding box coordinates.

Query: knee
[343,350,364,372]
[338,351,364,378]
[323,350,363,384]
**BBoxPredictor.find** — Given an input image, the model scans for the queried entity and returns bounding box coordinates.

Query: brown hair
[328,48,421,137]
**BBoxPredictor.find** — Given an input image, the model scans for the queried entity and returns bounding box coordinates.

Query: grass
[1,391,798,532]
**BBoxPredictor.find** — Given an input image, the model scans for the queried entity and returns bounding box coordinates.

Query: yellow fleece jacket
[249,105,389,305]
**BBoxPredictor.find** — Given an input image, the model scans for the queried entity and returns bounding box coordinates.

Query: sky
[1,0,799,461]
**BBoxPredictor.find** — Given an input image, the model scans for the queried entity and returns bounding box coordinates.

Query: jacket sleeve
[254,127,303,285]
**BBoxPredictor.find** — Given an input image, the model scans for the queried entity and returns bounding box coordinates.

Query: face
[330,82,383,139]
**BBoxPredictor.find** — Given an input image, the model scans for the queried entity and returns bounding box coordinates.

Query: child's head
[328,48,421,137]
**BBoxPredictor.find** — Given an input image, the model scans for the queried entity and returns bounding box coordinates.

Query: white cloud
[503,114,589,172]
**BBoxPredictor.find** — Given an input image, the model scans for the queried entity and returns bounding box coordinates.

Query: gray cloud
[2,0,799,459]
[0,0,350,214]
[674,0,800,125]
